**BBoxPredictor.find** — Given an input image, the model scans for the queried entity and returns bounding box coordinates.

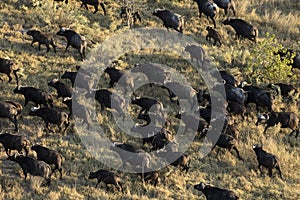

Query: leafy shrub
[242,32,294,84]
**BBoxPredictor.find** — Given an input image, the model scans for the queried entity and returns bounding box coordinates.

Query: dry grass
[0,0,300,199]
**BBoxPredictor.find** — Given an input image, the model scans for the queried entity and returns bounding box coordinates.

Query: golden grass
[0,0,299,199]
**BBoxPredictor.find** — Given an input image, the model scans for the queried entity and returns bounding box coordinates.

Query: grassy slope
[0,0,300,199]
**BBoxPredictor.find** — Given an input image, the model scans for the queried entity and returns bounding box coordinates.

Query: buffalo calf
[110,142,151,171]
[27,30,56,53]
[80,0,106,15]
[61,68,93,89]
[206,26,222,46]
[155,151,190,172]
[104,66,134,94]
[268,83,298,98]
[48,78,73,99]
[7,154,52,185]
[29,107,69,134]
[201,133,243,161]
[194,182,239,200]
[120,5,142,28]
[0,100,22,132]
[0,58,19,85]
[213,0,236,16]
[253,144,283,179]
[131,97,164,116]
[163,82,197,107]
[31,145,64,179]
[256,112,299,137]
[153,9,184,33]
[62,97,91,129]
[0,133,30,156]
[132,63,170,85]
[13,86,53,108]
[194,0,218,28]
[175,112,209,134]
[223,18,258,42]
[185,45,205,65]
[56,28,87,60]
[86,89,126,119]
[137,167,159,187]
[88,170,123,192]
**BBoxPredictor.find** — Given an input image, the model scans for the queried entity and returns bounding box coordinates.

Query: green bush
[242,33,294,84]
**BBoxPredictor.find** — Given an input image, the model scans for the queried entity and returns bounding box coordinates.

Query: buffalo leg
[5,148,10,156]
[95,180,100,188]
[13,70,19,85]
[118,182,124,193]
[31,40,37,46]
[83,4,89,10]
[24,98,29,106]
[289,129,295,137]
[232,146,243,161]
[9,116,18,132]
[51,42,57,53]
[211,18,216,28]
[7,73,13,82]
[59,168,63,179]
[182,163,190,173]
[139,108,146,115]
[77,49,84,60]
[255,119,260,126]
[100,2,106,15]
[46,177,51,186]
[82,46,86,58]
[199,12,202,18]
[232,7,236,17]
[263,125,270,134]
[109,80,115,87]
[268,168,273,177]
[215,148,221,158]
[63,120,69,134]
[65,43,71,52]
[46,44,50,52]
[23,170,28,180]
[23,146,29,156]
[93,5,98,14]
[46,122,54,133]
[258,164,264,175]
[206,35,210,42]
[213,39,217,46]
[276,165,283,179]
[105,184,109,191]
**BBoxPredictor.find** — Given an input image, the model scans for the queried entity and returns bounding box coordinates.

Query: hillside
[0,0,300,199]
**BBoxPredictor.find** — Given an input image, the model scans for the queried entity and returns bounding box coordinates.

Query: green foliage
[243,33,294,84]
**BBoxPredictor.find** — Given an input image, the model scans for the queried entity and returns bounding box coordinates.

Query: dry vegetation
[0,0,300,199]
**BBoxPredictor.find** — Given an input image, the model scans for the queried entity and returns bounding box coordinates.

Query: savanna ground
[0,0,300,199]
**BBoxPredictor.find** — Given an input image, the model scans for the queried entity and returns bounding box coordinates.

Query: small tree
[242,33,294,84]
